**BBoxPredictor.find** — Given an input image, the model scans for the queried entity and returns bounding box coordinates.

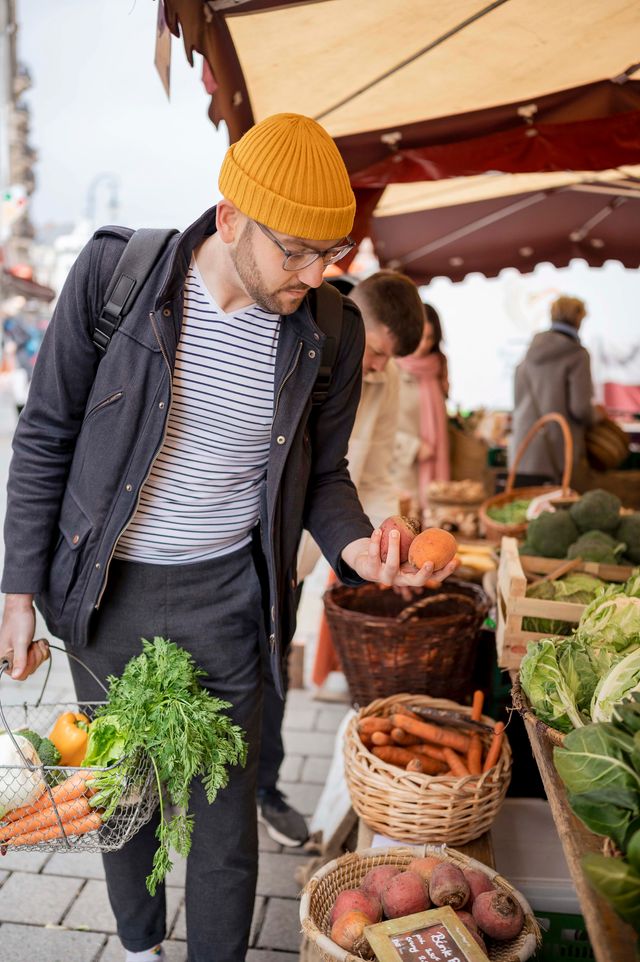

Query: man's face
[362,323,396,375]
[231,219,343,316]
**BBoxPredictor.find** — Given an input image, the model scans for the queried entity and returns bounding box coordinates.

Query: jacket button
[313,332,320,341]
[163,308,171,317]
[72,534,79,545]
[269,633,275,650]
[95,563,101,570]
[159,401,165,410]
[308,350,316,359]
[125,484,133,492]
[276,435,286,445]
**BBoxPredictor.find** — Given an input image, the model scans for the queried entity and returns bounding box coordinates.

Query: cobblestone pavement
[0,397,347,961]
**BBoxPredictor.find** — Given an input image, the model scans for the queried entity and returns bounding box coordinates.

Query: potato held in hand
[380,516,421,563]
[408,527,457,572]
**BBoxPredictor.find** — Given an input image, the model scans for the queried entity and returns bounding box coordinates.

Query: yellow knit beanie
[218,113,356,241]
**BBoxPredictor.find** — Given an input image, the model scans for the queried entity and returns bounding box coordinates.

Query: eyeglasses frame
[254,221,355,272]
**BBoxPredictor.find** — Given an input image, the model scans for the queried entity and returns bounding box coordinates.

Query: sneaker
[258,790,309,847]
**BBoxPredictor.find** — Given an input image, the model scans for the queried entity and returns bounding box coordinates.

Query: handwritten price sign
[365,906,488,962]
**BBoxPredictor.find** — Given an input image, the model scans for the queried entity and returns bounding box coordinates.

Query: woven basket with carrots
[344,693,511,845]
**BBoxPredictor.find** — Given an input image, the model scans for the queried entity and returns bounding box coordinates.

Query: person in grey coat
[511,295,603,486]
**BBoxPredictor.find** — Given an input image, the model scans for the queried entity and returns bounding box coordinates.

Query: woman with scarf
[392,303,450,517]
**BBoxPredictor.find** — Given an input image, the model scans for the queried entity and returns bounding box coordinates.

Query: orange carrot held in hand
[482,722,505,773]
[391,715,470,754]
[6,810,102,847]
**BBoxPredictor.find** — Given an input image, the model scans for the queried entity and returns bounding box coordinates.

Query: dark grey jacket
[1,206,373,691]
[511,327,597,483]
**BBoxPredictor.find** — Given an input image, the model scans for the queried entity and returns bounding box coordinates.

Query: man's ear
[216,200,243,244]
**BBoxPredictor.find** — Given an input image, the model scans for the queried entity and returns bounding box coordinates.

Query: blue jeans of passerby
[69,545,264,962]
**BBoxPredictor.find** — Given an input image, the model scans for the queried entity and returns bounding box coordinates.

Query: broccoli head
[36,737,61,769]
[569,489,621,533]
[616,513,640,564]
[567,529,627,564]
[526,510,579,558]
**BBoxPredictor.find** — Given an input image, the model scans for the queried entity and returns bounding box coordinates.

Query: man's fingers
[427,558,460,584]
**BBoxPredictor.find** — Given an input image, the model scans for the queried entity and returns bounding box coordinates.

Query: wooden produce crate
[496,536,633,669]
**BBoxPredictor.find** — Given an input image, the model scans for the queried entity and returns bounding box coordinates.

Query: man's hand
[342,529,458,589]
[0,594,48,680]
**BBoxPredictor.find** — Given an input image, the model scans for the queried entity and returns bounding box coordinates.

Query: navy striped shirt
[115,259,281,564]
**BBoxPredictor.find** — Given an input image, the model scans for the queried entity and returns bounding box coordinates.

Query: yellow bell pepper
[49,711,90,766]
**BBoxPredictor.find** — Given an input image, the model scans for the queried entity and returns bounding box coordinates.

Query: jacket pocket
[83,390,124,423]
[48,490,93,614]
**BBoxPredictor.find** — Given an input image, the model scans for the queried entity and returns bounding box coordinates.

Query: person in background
[392,302,451,517]
[510,295,603,486]
[258,270,425,845]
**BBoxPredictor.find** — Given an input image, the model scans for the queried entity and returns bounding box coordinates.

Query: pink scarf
[396,352,450,503]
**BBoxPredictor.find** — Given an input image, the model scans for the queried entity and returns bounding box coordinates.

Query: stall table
[517,681,637,962]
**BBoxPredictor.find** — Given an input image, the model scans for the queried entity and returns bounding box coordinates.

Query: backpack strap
[93,227,178,355]
[311,281,344,406]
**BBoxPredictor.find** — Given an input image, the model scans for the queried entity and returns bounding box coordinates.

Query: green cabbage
[591,648,640,722]
[523,572,606,635]
[577,591,640,653]
[520,638,587,732]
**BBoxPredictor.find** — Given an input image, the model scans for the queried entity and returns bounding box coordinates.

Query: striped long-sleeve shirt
[114,258,281,564]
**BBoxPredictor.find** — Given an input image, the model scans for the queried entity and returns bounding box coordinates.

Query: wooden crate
[496,536,633,669]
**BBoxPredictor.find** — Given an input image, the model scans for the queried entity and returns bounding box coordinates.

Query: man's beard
[231,223,310,315]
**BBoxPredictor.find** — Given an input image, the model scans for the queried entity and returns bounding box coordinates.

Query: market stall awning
[370,167,640,282]
[0,268,55,302]
[165,0,640,176]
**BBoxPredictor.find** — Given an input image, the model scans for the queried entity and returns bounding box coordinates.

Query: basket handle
[0,642,108,769]
[505,413,573,496]
[397,592,477,623]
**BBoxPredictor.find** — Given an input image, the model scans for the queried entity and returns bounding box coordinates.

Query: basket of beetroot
[300,846,541,962]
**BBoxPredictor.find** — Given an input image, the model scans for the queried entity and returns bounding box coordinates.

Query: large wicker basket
[323,580,489,706]
[479,413,575,542]
[511,675,565,747]
[344,694,512,845]
[300,845,541,962]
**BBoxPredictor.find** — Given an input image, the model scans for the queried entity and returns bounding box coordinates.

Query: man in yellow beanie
[0,113,456,962]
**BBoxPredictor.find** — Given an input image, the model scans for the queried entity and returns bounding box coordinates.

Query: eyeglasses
[255,221,355,272]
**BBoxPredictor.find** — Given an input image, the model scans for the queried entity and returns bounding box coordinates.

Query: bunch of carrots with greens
[357,691,505,777]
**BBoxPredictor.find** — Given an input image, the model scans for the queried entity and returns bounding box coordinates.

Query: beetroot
[463,867,496,907]
[330,888,381,926]
[379,516,420,563]
[361,865,401,900]
[429,862,470,910]
[472,889,524,941]
[382,871,430,919]
[455,911,487,952]
[330,910,372,954]
[407,856,441,885]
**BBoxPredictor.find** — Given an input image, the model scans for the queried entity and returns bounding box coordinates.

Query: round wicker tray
[344,694,512,845]
[300,845,541,962]
[511,676,565,747]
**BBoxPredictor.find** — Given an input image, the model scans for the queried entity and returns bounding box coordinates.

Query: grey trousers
[69,545,264,962]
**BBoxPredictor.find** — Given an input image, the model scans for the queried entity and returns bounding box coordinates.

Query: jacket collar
[155,204,326,346]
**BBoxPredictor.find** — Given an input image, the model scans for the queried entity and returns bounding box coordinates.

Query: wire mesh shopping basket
[0,644,157,853]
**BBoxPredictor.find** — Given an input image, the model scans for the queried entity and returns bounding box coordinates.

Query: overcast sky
[17,0,229,231]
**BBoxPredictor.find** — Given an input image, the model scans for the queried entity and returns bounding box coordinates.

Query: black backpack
[93,228,343,405]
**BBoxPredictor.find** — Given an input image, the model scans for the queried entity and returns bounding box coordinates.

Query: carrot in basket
[388,704,423,722]
[406,758,424,773]
[467,734,483,775]
[5,810,103,847]
[358,717,393,735]
[442,748,470,777]
[411,742,448,763]
[372,746,446,776]
[390,727,423,746]
[0,796,94,842]
[1,772,95,824]
[482,722,505,773]
[370,731,392,746]
[471,690,484,722]
[391,714,470,754]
